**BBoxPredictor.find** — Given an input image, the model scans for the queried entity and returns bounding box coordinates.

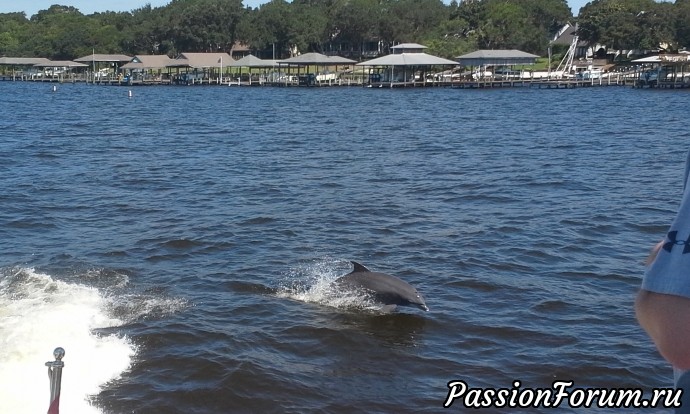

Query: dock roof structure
[455,50,540,67]
[391,43,428,52]
[280,52,355,65]
[0,57,51,66]
[632,55,661,63]
[121,55,176,70]
[357,53,457,66]
[34,60,88,68]
[357,43,457,67]
[74,53,132,64]
[170,52,234,68]
[226,54,278,68]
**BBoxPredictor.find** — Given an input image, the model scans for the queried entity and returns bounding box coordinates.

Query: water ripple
[1,83,686,413]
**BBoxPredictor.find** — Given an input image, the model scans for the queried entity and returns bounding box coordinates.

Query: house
[551,23,589,59]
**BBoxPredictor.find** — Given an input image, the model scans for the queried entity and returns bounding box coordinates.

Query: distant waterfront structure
[279,52,356,86]
[168,52,234,85]
[226,54,278,85]
[0,57,50,80]
[455,49,540,80]
[455,49,539,67]
[632,53,690,88]
[2,48,687,88]
[121,55,176,82]
[356,43,458,87]
[74,53,132,83]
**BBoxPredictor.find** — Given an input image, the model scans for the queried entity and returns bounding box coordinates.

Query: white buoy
[52,85,57,92]
[128,90,133,98]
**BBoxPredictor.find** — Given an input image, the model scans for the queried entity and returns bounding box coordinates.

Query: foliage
[577,0,676,51]
[677,0,690,49]
[0,12,29,56]
[162,0,244,53]
[0,0,688,60]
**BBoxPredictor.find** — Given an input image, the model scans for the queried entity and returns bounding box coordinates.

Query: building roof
[280,52,355,65]
[357,52,457,67]
[121,55,176,70]
[170,52,234,68]
[226,54,278,67]
[231,42,251,53]
[34,60,88,68]
[74,53,132,63]
[391,43,427,53]
[357,42,456,66]
[631,55,660,63]
[455,50,540,66]
[327,55,358,65]
[551,24,588,48]
[0,57,51,65]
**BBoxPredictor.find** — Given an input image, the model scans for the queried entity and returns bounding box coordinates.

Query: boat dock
[2,72,687,89]
[450,76,634,89]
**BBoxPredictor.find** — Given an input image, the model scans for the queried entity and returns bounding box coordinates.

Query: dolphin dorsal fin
[351,261,370,273]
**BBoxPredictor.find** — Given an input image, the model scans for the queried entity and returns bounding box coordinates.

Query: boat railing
[46,347,65,414]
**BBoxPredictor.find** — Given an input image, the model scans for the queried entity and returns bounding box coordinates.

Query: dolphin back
[336,261,428,311]
[349,261,370,274]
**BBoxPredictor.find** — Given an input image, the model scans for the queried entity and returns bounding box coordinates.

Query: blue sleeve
[642,151,690,298]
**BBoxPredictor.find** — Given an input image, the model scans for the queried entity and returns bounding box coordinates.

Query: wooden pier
[451,75,635,89]
[3,72,686,89]
[634,79,690,89]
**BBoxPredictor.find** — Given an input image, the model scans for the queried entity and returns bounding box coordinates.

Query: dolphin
[334,261,428,312]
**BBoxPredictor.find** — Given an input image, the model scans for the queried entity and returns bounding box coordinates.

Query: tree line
[0,0,688,62]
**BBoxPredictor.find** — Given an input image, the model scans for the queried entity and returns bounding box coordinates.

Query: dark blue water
[1,82,689,413]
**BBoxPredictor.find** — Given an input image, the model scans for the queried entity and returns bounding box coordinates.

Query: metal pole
[46,347,65,414]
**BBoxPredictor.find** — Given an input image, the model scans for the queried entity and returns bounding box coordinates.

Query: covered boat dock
[0,57,51,80]
[633,53,690,89]
[226,54,278,86]
[120,55,177,84]
[277,52,357,86]
[356,43,458,87]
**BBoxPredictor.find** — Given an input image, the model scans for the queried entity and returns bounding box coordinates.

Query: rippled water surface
[1,82,689,413]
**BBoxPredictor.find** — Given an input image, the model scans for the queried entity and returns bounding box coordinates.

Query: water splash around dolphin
[276,258,428,313]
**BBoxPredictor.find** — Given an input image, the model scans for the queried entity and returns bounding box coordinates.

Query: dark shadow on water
[334,311,428,347]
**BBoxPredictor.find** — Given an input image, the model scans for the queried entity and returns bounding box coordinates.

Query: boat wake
[0,266,186,414]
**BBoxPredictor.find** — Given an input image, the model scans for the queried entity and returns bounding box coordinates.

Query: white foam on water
[0,268,136,414]
[276,258,380,311]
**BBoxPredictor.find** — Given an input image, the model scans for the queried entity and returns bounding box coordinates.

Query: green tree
[479,1,537,50]
[23,5,99,59]
[246,0,294,57]
[290,0,330,52]
[0,12,30,56]
[379,0,447,45]
[163,0,243,52]
[330,0,380,55]
[446,0,572,55]
[676,0,690,49]
[524,0,572,36]
[633,2,677,50]
[423,18,479,59]
[4,0,686,61]
[125,5,169,55]
[577,0,671,50]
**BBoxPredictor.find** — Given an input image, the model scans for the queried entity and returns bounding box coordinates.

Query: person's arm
[636,289,690,370]
[637,151,690,370]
